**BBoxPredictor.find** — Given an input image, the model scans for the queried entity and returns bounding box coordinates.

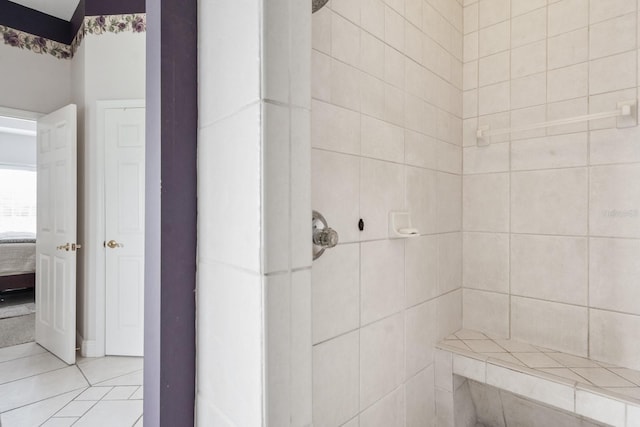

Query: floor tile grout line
[0,346,48,366]
[75,364,93,387]
[0,385,87,416]
[51,398,98,420]
[0,364,83,389]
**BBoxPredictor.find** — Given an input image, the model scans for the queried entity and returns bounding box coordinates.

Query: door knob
[106,240,124,249]
[312,210,339,260]
[56,243,81,251]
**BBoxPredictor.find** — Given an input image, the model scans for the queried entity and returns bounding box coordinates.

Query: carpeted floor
[0,288,36,348]
[0,313,35,348]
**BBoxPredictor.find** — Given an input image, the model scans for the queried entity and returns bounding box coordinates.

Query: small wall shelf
[389,211,419,239]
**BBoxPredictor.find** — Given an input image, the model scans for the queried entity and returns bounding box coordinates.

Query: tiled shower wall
[311,0,463,424]
[462,0,640,370]
[197,0,312,425]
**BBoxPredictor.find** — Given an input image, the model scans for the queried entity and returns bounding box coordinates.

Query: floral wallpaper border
[1,13,146,60]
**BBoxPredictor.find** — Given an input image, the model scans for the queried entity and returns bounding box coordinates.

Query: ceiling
[8,0,81,21]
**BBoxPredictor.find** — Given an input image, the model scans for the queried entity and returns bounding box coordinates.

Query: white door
[104,105,145,356]
[35,104,77,365]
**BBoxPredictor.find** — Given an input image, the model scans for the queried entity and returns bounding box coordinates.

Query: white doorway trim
[82,99,145,357]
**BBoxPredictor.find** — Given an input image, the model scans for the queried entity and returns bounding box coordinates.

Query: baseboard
[77,331,101,358]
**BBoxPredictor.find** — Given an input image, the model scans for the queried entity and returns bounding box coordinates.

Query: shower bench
[435,330,640,427]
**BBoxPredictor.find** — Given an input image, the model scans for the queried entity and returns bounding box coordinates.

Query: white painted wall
[71,40,87,352]
[0,43,71,113]
[75,31,146,355]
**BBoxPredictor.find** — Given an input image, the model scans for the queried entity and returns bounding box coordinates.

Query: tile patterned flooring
[0,342,143,426]
[439,329,640,405]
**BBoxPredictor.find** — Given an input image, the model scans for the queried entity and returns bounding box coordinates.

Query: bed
[0,232,36,292]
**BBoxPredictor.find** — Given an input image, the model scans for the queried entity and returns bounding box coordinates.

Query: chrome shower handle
[312,210,339,260]
[313,227,338,248]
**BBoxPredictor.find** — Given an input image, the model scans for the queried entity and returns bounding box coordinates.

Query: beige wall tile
[360,387,405,427]
[590,238,640,315]
[463,173,510,232]
[463,289,509,337]
[511,168,588,235]
[575,390,626,427]
[360,314,405,408]
[512,296,588,356]
[438,232,462,295]
[479,81,510,115]
[406,166,438,234]
[547,63,588,102]
[437,172,462,232]
[486,364,575,411]
[362,0,385,39]
[332,13,361,68]
[385,6,405,53]
[361,239,405,325]
[463,232,509,293]
[312,0,463,423]
[590,127,640,165]
[590,309,640,371]
[331,59,362,111]
[589,51,637,95]
[511,133,588,171]
[463,142,509,174]
[511,8,546,47]
[511,0,545,17]
[313,332,360,426]
[312,243,360,344]
[589,13,637,60]
[360,158,405,240]
[479,51,510,87]
[511,234,588,305]
[405,300,438,377]
[548,28,588,70]
[590,0,636,24]
[511,40,546,78]
[361,115,404,163]
[590,164,640,238]
[511,72,546,110]
[360,31,385,79]
[312,149,360,243]
[548,0,588,37]
[436,290,463,341]
[405,131,438,169]
[479,21,510,57]
[464,3,479,34]
[406,236,438,306]
[479,0,510,28]
[311,99,360,154]
[405,367,436,427]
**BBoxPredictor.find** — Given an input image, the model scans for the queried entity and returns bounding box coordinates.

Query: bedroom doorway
[0,104,145,425]
[35,104,78,365]
[0,114,38,350]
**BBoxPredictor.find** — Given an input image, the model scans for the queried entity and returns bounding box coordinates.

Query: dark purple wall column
[144,0,197,425]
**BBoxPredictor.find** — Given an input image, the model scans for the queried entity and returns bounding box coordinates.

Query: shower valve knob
[312,210,339,260]
[313,227,338,248]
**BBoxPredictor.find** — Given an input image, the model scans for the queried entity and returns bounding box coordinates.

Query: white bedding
[0,234,36,276]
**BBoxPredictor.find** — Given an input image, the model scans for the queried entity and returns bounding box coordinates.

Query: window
[0,168,37,234]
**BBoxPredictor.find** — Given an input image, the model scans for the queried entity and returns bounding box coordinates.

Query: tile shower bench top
[436,330,640,427]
